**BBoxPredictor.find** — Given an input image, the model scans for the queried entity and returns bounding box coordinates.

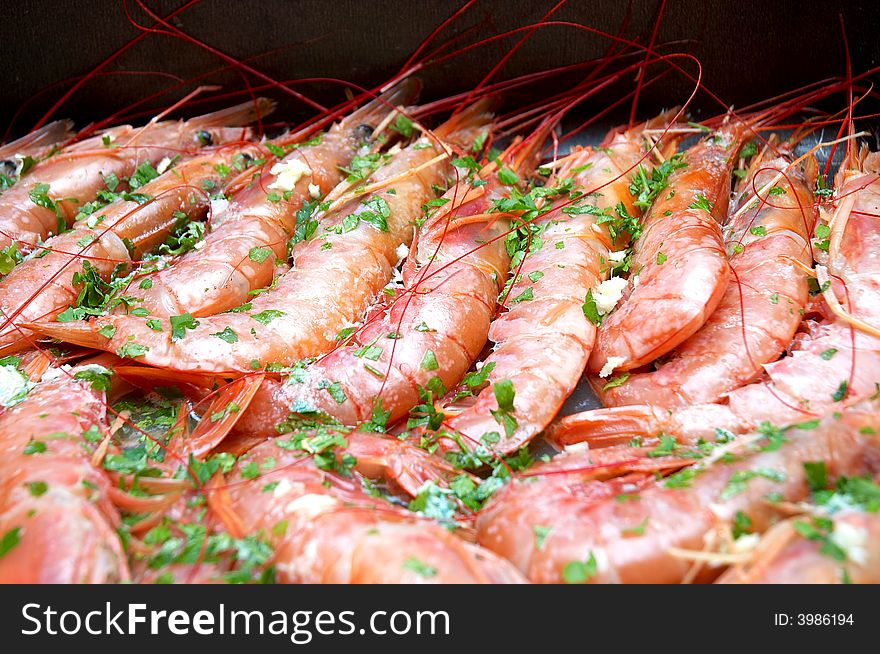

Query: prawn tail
[640,106,684,132]
[276,78,423,148]
[862,147,880,176]
[732,133,786,196]
[506,114,555,175]
[24,318,110,351]
[432,97,497,149]
[111,363,219,400]
[530,445,694,480]
[183,374,266,458]
[544,404,669,449]
[206,471,248,539]
[185,97,277,130]
[0,119,74,160]
[19,349,54,381]
[757,133,788,162]
[623,106,685,157]
[345,77,422,128]
[839,135,871,181]
[345,431,460,497]
[800,151,820,189]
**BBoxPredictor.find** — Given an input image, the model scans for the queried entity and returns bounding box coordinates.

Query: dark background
[1,0,878,139]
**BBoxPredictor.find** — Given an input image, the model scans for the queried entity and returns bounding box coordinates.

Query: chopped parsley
[0,527,21,558]
[402,556,437,577]
[628,154,686,211]
[251,309,285,325]
[248,247,273,264]
[211,327,238,343]
[169,313,199,341]
[688,193,713,214]
[563,552,598,583]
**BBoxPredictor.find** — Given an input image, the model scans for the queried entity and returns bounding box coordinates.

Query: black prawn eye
[196,130,214,146]
[354,124,374,142]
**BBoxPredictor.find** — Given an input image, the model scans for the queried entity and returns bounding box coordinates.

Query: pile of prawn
[1,56,879,587]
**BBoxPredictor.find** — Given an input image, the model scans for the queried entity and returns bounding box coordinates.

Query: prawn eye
[196,130,214,146]
[0,159,15,176]
[354,124,374,143]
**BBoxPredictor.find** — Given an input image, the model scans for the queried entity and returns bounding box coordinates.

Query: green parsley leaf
[720,468,785,500]
[248,247,273,264]
[402,556,437,577]
[732,511,753,539]
[688,193,713,213]
[563,552,598,583]
[0,527,21,558]
[326,381,346,404]
[493,379,515,412]
[74,368,112,392]
[420,350,439,371]
[211,327,238,343]
[582,289,602,326]
[116,342,148,359]
[498,166,519,186]
[26,481,48,496]
[391,115,414,138]
[24,440,47,455]
[533,525,552,550]
[804,461,828,492]
[510,287,534,303]
[251,309,285,325]
[169,313,199,342]
[602,372,630,391]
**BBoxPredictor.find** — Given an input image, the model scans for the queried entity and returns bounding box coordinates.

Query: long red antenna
[629,0,667,128]
[126,0,326,112]
[31,0,202,130]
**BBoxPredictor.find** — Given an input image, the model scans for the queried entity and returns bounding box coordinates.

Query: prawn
[0,120,73,191]
[0,362,127,583]
[717,508,880,584]
[435,110,680,458]
[728,143,880,423]
[114,416,519,583]
[32,101,493,374]
[597,142,817,407]
[232,135,533,438]
[1,140,266,355]
[588,120,748,376]
[0,99,270,253]
[124,81,419,318]
[549,142,880,448]
[477,399,880,583]
[214,435,527,583]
